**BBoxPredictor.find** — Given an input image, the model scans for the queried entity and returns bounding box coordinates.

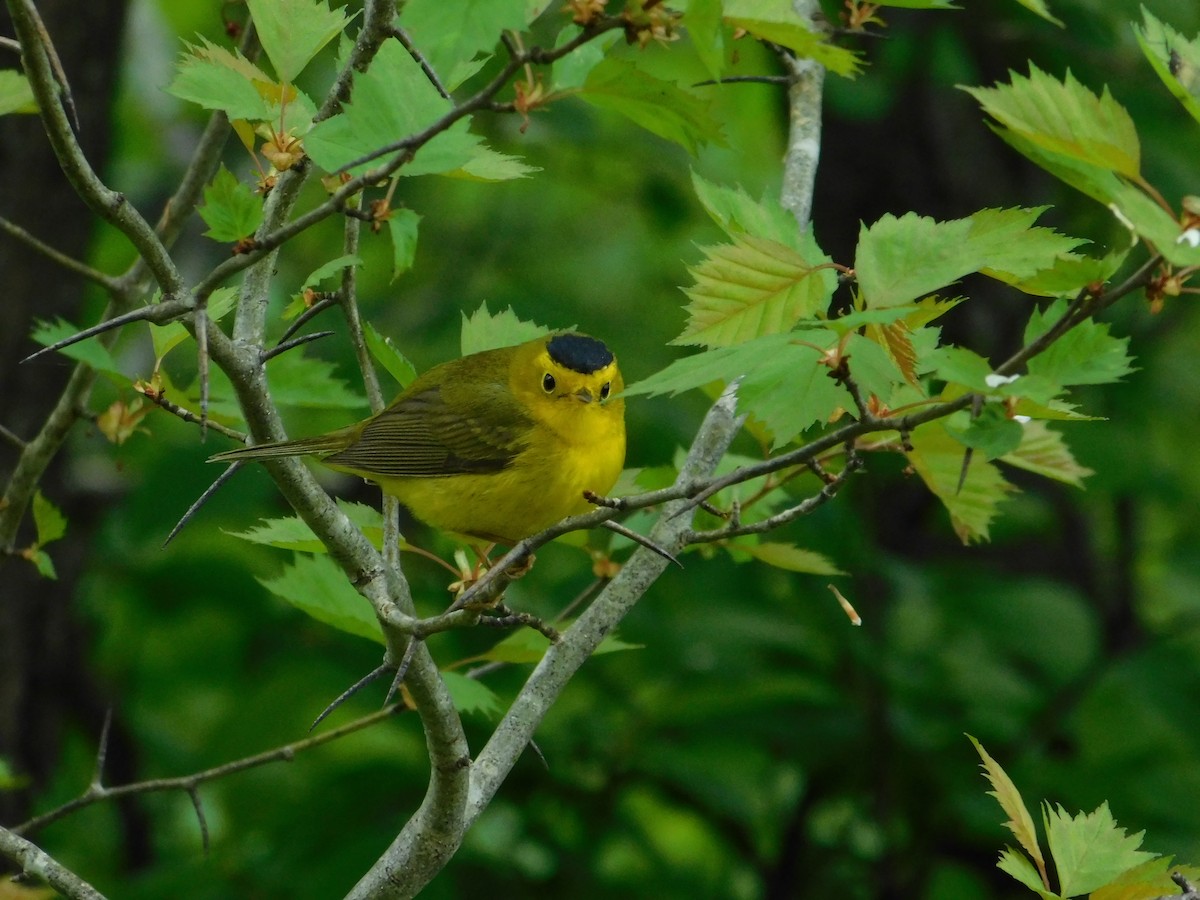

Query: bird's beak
[573,387,594,403]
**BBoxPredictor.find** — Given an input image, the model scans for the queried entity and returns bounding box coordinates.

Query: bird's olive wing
[324,384,532,477]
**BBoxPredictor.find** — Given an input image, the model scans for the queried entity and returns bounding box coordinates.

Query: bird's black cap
[547,333,614,374]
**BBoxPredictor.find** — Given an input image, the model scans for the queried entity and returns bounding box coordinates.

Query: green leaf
[29,549,57,580]
[305,41,474,175]
[997,849,1058,899]
[968,207,1088,283]
[1092,859,1200,900]
[387,207,421,280]
[550,27,618,92]
[581,58,724,155]
[246,0,349,83]
[32,490,67,546]
[476,623,641,665]
[1044,801,1157,896]
[991,125,1126,207]
[962,65,1140,179]
[674,232,837,347]
[945,405,1025,459]
[737,541,845,575]
[1107,181,1200,268]
[446,146,539,182]
[686,0,725,81]
[227,501,384,553]
[1024,299,1136,386]
[906,422,1014,543]
[1134,8,1200,127]
[723,0,864,77]
[926,345,995,392]
[199,165,263,242]
[1011,0,1063,27]
[263,351,366,409]
[1014,246,1128,297]
[167,38,276,120]
[690,171,802,247]
[1001,421,1093,487]
[301,255,362,291]
[460,303,552,356]
[399,0,528,89]
[364,323,417,388]
[259,553,383,644]
[30,318,122,376]
[0,69,36,115]
[440,670,503,718]
[871,0,959,7]
[969,736,1048,888]
[855,213,974,308]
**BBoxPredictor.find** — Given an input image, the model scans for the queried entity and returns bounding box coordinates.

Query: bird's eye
[599,382,611,400]
[542,372,556,393]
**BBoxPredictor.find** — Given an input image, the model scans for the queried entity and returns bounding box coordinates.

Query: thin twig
[0,215,124,293]
[601,519,681,567]
[693,74,792,87]
[262,330,336,362]
[187,786,210,854]
[384,638,420,707]
[143,390,247,443]
[0,423,27,450]
[388,24,450,99]
[161,463,243,548]
[16,704,406,837]
[0,826,107,900]
[309,663,391,733]
[21,298,193,364]
[278,294,340,345]
[479,605,561,642]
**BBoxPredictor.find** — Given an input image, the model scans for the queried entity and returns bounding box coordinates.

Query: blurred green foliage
[9,0,1200,897]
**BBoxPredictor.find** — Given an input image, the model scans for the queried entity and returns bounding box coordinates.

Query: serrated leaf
[440,670,503,718]
[969,736,1047,884]
[32,491,67,545]
[724,0,864,76]
[460,303,552,356]
[227,501,384,552]
[305,41,474,175]
[969,207,1088,283]
[581,58,724,155]
[686,0,725,81]
[446,146,539,182]
[926,345,995,392]
[263,351,366,409]
[1107,181,1200,267]
[737,541,844,575]
[962,65,1140,179]
[691,171,808,248]
[674,233,836,347]
[1092,859,1200,900]
[167,38,276,120]
[364,323,417,388]
[738,338,848,446]
[1011,0,1063,27]
[199,165,263,242]
[906,422,1014,543]
[855,213,974,308]
[1000,420,1093,487]
[246,0,349,83]
[300,255,362,292]
[945,405,1025,459]
[399,0,528,89]
[1134,9,1200,128]
[0,69,36,115]
[1044,802,1157,896]
[997,849,1058,899]
[387,208,421,280]
[1025,299,1135,386]
[991,124,1126,207]
[259,553,383,644]
[30,317,122,376]
[1015,246,1128,297]
[29,549,57,580]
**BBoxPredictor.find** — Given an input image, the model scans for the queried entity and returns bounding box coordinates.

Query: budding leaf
[199,165,263,242]
[1044,801,1156,896]
[246,0,349,84]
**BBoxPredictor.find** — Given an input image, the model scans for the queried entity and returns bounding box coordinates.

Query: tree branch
[0,826,106,900]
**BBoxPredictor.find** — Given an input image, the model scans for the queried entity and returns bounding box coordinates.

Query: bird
[209,332,626,545]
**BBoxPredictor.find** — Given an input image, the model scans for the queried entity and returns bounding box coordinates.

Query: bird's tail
[208,431,351,464]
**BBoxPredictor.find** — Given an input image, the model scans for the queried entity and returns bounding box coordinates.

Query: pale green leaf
[944,406,1025,460]
[226,501,384,553]
[167,38,275,120]
[387,208,421,280]
[0,69,36,115]
[1011,0,1063,27]
[1001,421,1093,487]
[1134,8,1200,127]
[1014,246,1129,297]
[690,171,808,248]
[926,345,995,392]
[906,422,1014,543]
[674,233,837,347]
[460,303,552,356]
[855,213,974,308]
[997,849,1058,899]
[686,0,725,81]
[1025,299,1136,386]
[301,255,362,291]
[724,0,864,76]
[962,65,1140,178]
[263,351,366,410]
[1107,181,1200,267]
[399,0,528,89]
[30,550,57,580]
[364,322,417,388]
[581,58,724,155]
[246,0,350,83]
[1044,802,1157,896]
[259,553,383,644]
[1092,859,1200,900]
[446,146,539,182]
[968,206,1088,283]
[199,165,263,242]
[550,27,618,92]
[969,736,1047,883]
[30,318,122,376]
[737,541,844,575]
[440,670,503,718]
[991,124,1126,206]
[32,491,67,546]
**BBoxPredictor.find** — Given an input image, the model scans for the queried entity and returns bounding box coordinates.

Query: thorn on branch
[162,462,243,549]
[600,519,681,567]
[0,423,27,450]
[262,330,335,362]
[384,639,420,708]
[187,786,210,854]
[693,74,793,88]
[20,298,193,364]
[279,294,340,345]
[387,24,450,99]
[90,708,114,790]
[310,663,391,733]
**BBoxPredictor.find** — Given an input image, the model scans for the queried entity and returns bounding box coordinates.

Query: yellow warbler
[210,333,626,544]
